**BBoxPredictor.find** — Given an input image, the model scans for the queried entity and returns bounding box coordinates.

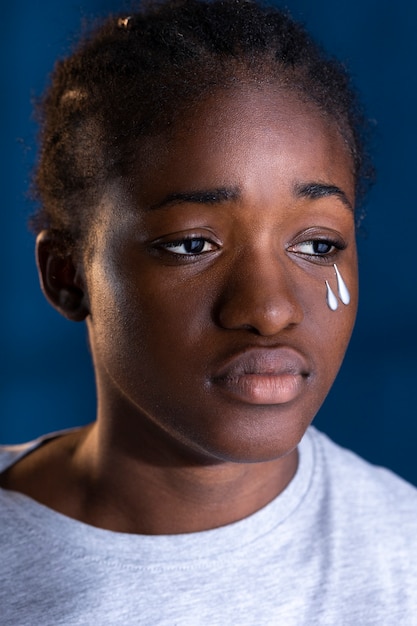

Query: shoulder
[0,440,42,473]
[0,427,89,503]
[0,428,77,475]
[308,426,417,530]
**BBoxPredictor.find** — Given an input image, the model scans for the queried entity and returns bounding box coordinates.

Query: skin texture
[0,86,358,534]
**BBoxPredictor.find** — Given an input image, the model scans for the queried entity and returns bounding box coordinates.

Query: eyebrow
[294,182,353,212]
[148,186,240,211]
[146,181,353,213]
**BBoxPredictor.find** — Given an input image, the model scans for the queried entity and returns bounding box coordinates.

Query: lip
[211,347,310,405]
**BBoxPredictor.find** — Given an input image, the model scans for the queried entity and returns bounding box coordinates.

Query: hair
[31,0,373,249]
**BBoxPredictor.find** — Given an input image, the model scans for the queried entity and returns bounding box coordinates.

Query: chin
[177,410,311,465]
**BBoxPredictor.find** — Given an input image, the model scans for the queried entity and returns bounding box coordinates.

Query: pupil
[185,239,205,253]
[313,241,331,254]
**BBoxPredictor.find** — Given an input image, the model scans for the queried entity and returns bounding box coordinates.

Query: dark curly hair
[32,0,373,249]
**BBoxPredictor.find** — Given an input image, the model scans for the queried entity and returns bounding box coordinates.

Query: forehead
[128,85,355,211]
[89,84,356,244]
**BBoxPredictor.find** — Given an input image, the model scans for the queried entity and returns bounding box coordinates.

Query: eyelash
[154,235,346,263]
[288,238,346,262]
[157,236,217,258]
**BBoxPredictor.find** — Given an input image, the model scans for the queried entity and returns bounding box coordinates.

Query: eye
[288,237,345,261]
[294,240,336,255]
[160,236,217,256]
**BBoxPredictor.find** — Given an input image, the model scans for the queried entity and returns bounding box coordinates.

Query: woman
[1,0,416,623]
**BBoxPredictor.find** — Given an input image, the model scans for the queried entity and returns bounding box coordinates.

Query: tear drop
[326,281,338,311]
[334,264,350,305]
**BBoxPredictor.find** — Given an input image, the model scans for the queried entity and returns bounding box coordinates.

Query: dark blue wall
[1,1,416,484]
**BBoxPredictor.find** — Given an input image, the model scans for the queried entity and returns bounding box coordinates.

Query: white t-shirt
[1,426,416,625]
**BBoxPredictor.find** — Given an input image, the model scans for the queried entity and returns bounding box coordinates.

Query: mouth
[211,347,310,405]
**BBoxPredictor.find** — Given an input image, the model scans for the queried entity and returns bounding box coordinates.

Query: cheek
[87,260,213,382]
[305,267,358,379]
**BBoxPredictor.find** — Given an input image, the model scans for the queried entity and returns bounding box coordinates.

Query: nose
[215,251,304,337]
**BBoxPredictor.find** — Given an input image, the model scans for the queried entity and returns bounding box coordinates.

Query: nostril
[215,283,303,337]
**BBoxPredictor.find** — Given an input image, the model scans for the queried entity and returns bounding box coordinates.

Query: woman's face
[83,86,358,463]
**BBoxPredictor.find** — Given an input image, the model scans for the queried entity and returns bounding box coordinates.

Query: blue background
[1,1,416,484]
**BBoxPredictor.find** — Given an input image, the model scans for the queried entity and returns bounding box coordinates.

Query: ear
[36,230,89,322]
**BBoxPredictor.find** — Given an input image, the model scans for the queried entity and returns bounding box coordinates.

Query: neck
[72,417,299,534]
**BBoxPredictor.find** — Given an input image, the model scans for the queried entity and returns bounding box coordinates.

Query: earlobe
[36,230,89,322]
